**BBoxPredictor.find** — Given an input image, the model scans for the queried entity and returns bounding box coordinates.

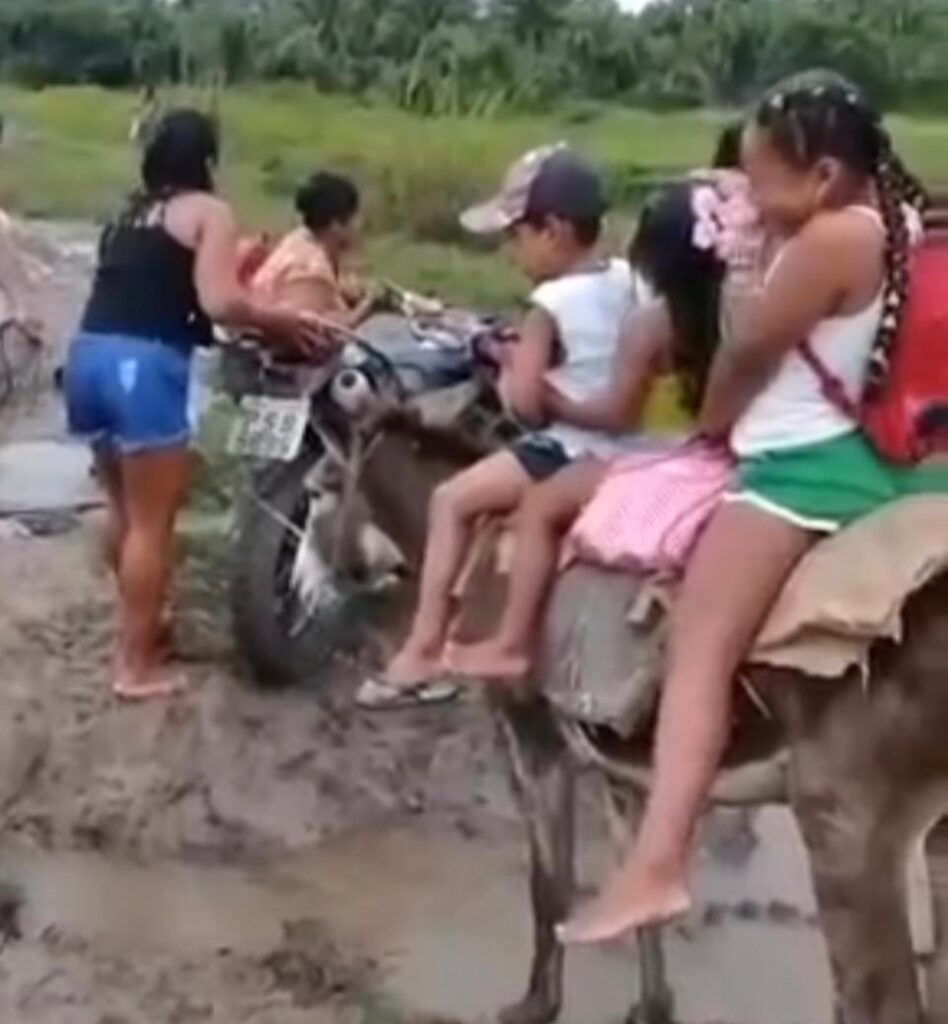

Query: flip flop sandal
[355,676,459,711]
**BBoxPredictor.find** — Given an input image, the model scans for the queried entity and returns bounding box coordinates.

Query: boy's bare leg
[449,458,606,681]
[385,451,532,688]
[558,502,813,943]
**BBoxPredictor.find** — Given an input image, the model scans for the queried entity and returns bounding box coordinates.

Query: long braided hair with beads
[754,70,928,396]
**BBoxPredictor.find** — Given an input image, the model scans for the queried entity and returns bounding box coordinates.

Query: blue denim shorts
[66,332,193,454]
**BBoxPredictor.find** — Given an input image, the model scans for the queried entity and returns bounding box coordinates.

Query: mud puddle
[0,439,98,515]
[1,816,832,1024]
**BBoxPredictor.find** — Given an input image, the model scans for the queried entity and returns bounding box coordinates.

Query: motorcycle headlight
[331,367,374,416]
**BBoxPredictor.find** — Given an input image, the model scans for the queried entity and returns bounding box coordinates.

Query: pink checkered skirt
[567,438,735,574]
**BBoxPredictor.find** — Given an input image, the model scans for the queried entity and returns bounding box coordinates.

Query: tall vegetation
[0,0,946,114]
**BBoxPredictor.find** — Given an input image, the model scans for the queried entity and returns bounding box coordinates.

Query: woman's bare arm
[186,197,328,353]
[191,197,269,324]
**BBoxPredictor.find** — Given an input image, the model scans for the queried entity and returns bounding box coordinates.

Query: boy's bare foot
[555,861,690,945]
[113,667,189,702]
[446,640,531,682]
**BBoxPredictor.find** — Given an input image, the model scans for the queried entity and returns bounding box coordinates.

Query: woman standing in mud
[65,109,327,700]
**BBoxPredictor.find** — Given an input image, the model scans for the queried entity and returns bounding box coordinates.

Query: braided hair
[629,184,725,415]
[755,70,927,394]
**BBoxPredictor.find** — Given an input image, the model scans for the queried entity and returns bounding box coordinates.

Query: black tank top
[81,198,213,349]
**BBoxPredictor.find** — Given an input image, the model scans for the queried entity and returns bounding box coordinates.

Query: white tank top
[732,206,886,457]
[530,259,640,458]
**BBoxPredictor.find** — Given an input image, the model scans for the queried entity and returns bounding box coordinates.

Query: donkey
[351,422,948,1024]
[486,562,948,1024]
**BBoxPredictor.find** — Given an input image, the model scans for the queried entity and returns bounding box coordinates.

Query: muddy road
[0,222,833,1024]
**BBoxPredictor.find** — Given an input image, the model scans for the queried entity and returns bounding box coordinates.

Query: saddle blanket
[751,495,948,678]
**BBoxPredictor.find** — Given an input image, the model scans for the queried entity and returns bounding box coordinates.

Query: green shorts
[728,431,948,533]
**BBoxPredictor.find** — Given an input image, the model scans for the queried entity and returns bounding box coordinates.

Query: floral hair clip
[688,170,761,267]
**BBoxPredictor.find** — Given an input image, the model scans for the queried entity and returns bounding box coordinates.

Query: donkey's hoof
[499,991,561,1024]
[625,998,676,1024]
[0,881,23,944]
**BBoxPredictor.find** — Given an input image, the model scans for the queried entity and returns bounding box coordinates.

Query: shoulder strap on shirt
[798,339,861,421]
[843,204,886,232]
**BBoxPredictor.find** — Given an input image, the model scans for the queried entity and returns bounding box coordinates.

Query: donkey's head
[302,390,493,587]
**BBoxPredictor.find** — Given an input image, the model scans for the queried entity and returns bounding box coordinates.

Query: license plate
[226,395,309,460]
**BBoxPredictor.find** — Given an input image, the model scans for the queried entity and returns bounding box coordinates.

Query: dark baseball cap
[461,143,607,235]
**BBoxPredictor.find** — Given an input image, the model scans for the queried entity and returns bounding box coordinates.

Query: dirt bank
[0,512,512,1024]
[0,514,508,857]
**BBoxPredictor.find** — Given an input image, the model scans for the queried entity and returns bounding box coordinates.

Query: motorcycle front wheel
[230,449,383,686]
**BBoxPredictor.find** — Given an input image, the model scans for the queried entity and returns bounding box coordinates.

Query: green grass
[0,84,726,309]
[0,83,730,311]
[6,81,947,431]
[2,81,948,317]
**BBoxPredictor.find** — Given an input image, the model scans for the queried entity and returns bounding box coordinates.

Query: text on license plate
[227,396,309,460]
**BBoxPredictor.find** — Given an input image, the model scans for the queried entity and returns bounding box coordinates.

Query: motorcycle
[220,294,517,685]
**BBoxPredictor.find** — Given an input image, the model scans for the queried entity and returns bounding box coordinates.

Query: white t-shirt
[531,258,640,458]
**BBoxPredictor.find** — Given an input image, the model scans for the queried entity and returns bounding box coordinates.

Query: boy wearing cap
[358,144,639,709]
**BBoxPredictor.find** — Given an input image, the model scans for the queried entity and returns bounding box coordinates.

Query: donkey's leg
[785,575,948,1024]
[602,784,675,1024]
[786,690,930,1024]
[923,820,948,1020]
[495,696,576,1024]
[791,782,923,1023]
[629,927,675,1024]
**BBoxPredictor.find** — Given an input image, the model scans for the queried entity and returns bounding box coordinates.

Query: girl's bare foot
[113,666,189,702]
[446,640,531,682]
[555,860,690,945]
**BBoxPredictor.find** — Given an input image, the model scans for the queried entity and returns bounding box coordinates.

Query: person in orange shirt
[252,171,385,328]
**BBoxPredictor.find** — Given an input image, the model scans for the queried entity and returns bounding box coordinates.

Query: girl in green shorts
[557,73,948,944]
